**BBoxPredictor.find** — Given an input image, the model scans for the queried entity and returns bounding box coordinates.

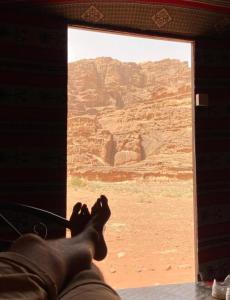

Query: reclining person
[0,195,121,300]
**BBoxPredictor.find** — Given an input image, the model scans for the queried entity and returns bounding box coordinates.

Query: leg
[59,267,121,300]
[60,195,121,300]
[10,194,112,290]
[0,230,97,300]
[0,196,112,299]
[10,226,97,290]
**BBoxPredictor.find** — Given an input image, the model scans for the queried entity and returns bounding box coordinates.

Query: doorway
[67,27,195,289]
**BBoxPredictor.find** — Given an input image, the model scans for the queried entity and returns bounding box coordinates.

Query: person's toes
[73,202,82,214]
[91,198,100,215]
[100,195,109,210]
[81,204,87,215]
[84,206,90,217]
[99,195,111,221]
[81,204,90,220]
[100,195,108,204]
[70,202,91,236]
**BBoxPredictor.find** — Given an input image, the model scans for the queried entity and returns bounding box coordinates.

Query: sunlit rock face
[68,58,192,181]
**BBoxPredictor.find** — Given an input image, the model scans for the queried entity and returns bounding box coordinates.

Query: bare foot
[69,202,91,236]
[90,195,111,261]
[69,196,111,261]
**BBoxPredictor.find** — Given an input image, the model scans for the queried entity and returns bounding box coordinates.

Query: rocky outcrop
[68,58,192,181]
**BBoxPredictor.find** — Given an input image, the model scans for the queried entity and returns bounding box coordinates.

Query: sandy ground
[67,178,195,290]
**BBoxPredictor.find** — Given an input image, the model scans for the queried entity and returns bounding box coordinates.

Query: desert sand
[67,178,195,290]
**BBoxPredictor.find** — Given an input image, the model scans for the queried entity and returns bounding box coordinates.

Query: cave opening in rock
[67,27,195,289]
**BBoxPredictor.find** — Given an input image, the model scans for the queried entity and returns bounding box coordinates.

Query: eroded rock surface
[68,58,192,181]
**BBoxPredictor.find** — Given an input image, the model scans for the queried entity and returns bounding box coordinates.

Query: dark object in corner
[0,202,70,251]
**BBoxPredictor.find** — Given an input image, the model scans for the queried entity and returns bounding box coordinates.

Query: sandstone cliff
[68,57,192,181]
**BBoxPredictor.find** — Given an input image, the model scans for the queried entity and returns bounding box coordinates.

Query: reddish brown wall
[0,8,67,218]
[195,38,230,280]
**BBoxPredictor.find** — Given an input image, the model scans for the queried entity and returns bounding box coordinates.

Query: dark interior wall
[0,8,67,218]
[195,38,230,280]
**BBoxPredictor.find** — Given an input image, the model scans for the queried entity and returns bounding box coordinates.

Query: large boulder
[114,150,141,166]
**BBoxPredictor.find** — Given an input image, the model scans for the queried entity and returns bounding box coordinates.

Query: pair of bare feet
[69,195,111,261]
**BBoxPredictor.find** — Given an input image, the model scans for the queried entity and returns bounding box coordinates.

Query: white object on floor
[212,275,230,299]
[226,287,230,300]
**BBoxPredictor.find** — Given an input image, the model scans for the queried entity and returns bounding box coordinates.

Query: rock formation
[68,57,192,181]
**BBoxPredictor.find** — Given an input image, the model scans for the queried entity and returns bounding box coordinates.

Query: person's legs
[59,195,121,300]
[0,195,116,300]
[69,196,109,282]
[0,227,98,300]
[9,226,97,291]
[59,268,121,300]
